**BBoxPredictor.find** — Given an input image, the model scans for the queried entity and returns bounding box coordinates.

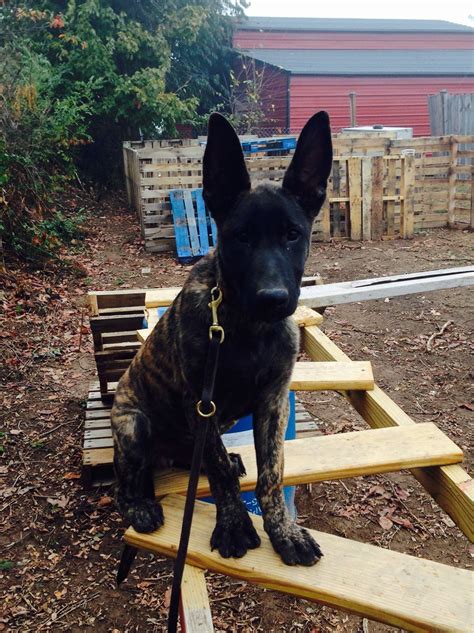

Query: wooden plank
[195,190,210,253]
[183,189,201,256]
[400,154,415,238]
[180,566,214,633]
[448,139,458,227]
[320,197,330,241]
[298,267,474,309]
[170,190,192,259]
[290,361,374,391]
[361,158,372,240]
[145,287,181,308]
[292,305,323,327]
[348,158,362,241]
[126,495,473,633]
[302,325,474,542]
[385,158,397,237]
[151,423,462,499]
[448,140,458,227]
[371,157,384,240]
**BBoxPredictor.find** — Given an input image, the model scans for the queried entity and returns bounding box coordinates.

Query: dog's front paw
[269,523,322,566]
[120,498,164,533]
[211,508,261,558]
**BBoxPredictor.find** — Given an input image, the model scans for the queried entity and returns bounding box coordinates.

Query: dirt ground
[1,191,473,632]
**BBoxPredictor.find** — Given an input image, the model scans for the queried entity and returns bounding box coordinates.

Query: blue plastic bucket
[203,391,297,518]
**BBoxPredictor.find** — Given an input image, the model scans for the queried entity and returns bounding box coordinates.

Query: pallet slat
[125,495,473,633]
[150,423,462,499]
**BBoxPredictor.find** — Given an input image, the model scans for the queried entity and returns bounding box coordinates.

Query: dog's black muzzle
[254,288,296,322]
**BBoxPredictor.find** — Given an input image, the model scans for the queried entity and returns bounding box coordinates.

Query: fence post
[361,158,372,240]
[441,89,449,135]
[448,137,458,228]
[320,197,331,242]
[123,146,132,208]
[371,157,384,240]
[400,152,415,238]
[348,157,362,240]
[349,92,357,127]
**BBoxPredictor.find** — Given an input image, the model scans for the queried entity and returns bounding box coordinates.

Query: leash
[167,286,224,633]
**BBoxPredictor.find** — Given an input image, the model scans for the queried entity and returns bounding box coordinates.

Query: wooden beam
[151,423,462,499]
[298,266,474,309]
[348,157,362,241]
[302,325,474,542]
[125,495,474,633]
[180,565,214,633]
[290,361,374,391]
[145,287,181,308]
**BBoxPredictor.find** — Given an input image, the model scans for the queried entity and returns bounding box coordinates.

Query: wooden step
[151,423,462,498]
[125,495,474,633]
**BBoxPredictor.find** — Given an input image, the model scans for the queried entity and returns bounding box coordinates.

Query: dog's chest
[211,322,296,419]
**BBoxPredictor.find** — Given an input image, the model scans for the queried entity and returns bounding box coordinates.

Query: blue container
[203,391,297,518]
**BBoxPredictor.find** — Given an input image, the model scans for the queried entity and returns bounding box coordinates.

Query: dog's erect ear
[203,113,251,223]
[282,111,333,219]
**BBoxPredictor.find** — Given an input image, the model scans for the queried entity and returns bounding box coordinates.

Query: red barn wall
[289,76,474,136]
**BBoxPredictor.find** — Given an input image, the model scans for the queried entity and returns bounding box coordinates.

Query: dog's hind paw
[269,523,322,566]
[122,499,164,533]
[211,508,261,558]
[228,452,246,477]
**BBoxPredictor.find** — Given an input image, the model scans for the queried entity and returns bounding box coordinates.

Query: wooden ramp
[125,495,474,633]
[152,423,463,498]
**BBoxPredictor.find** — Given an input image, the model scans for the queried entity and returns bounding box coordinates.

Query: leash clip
[208,286,225,343]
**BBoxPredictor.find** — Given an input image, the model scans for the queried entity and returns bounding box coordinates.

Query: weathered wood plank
[302,325,474,542]
[348,157,362,241]
[361,158,372,240]
[180,565,214,633]
[448,140,458,227]
[125,495,474,633]
[299,267,474,308]
[371,156,384,240]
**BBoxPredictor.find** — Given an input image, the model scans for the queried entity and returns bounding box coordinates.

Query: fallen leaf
[63,472,81,480]
[97,495,113,507]
[378,516,393,530]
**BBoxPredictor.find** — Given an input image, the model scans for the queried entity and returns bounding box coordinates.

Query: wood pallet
[83,382,321,488]
[121,324,472,632]
[123,134,474,251]
[85,287,473,630]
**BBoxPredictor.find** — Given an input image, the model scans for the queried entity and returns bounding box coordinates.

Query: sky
[245,0,474,27]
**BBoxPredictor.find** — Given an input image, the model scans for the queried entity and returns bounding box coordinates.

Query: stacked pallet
[123,134,474,251]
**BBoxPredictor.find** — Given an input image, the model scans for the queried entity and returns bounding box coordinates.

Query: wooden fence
[123,135,474,253]
[429,91,474,136]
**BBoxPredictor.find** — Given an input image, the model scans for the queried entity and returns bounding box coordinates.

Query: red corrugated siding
[234,31,474,51]
[289,77,474,136]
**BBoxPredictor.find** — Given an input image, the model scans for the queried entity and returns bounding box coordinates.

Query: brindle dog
[111,111,333,566]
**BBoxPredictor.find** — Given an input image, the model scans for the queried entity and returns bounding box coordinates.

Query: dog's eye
[287,228,300,241]
[236,230,250,244]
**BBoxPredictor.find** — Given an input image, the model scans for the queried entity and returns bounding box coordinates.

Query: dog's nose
[256,288,289,311]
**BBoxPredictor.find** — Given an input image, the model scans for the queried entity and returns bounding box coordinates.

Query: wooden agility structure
[84,283,473,631]
[123,134,474,251]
